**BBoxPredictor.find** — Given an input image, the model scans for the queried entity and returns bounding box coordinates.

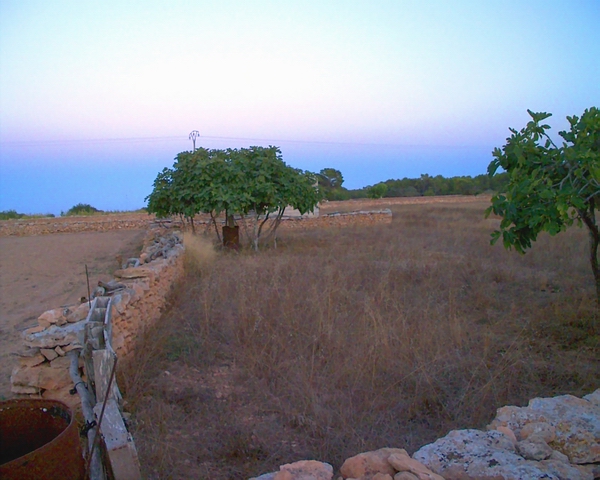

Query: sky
[0,1,599,215]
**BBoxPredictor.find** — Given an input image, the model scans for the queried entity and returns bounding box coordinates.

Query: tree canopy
[314,170,508,201]
[146,146,321,249]
[317,168,346,200]
[367,182,388,199]
[486,107,600,307]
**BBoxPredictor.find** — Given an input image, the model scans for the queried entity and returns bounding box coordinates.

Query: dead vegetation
[121,199,599,479]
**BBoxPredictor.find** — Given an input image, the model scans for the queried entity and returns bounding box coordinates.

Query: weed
[183,232,217,274]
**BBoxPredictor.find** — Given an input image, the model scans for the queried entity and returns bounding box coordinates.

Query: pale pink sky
[0,1,598,213]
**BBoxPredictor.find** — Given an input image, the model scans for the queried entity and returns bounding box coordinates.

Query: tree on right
[486,107,600,309]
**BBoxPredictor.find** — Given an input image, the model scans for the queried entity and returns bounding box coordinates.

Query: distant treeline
[320,172,509,200]
[0,209,56,220]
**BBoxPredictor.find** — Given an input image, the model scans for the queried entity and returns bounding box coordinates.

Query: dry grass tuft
[183,232,217,273]
[122,199,599,479]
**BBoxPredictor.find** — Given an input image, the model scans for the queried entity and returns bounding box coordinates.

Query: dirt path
[0,229,146,399]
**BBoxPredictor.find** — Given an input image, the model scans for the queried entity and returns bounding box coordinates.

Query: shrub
[63,203,102,216]
[0,210,23,220]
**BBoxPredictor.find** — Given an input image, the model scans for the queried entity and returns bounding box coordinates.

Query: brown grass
[121,199,599,479]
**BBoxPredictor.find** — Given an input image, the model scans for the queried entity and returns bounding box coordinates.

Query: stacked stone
[110,235,184,357]
[10,303,91,409]
[279,210,393,232]
[10,229,185,410]
[0,213,155,237]
[250,389,600,480]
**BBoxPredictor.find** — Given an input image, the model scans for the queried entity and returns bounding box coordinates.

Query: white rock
[488,393,600,464]
[516,439,553,461]
[583,388,600,407]
[519,422,556,443]
[23,321,86,349]
[413,429,576,479]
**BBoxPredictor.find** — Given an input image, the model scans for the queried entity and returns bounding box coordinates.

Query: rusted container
[223,225,240,249]
[0,399,85,479]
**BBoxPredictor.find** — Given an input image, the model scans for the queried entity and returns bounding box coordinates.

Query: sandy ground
[0,229,146,399]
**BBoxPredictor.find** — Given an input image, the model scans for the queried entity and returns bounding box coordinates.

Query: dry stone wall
[9,226,184,410]
[278,210,392,231]
[0,209,393,237]
[0,213,155,237]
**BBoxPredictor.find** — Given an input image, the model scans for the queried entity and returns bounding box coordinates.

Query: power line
[0,134,488,150]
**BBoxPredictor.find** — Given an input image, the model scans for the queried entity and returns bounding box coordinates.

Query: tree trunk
[588,219,600,308]
[209,212,222,244]
[226,210,235,228]
[254,211,271,251]
[263,208,285,247]
[579,199,600,319]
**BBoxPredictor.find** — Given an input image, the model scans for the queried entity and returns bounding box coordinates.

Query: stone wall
[0,213,155,237]
[9,227,184,410]
[0,209,392,237]
[279,210,392,231]
[251,389,600,480]
[110,239,184,358]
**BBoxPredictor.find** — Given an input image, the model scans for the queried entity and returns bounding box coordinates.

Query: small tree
[486,107,600,309]
[146,146,321,250]
[367,183,388,199]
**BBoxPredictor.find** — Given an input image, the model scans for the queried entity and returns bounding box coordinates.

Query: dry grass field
[122,198,599,479]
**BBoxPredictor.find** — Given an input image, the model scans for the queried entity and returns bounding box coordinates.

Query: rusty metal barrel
[223,225,240,249]
[0,399,85,479]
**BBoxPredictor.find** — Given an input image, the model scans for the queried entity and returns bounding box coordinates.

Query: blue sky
[1,1,599,214]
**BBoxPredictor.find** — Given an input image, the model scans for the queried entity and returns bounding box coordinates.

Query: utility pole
[189,130,200,152]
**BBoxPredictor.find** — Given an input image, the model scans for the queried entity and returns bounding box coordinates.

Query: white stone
[516,439,553,461]
[413,429,572,480]
[488,393,600,464]
[23,321,86,349]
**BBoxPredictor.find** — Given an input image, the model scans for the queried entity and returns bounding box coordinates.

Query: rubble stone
[488,391,600,464]
[387,452,444,480]
[17,353,46,367]
[273,460,333,480]
[516,439,553,461]
[393,473,419,480]
[40,348,58,361]
[340,448,407,478]
[23,321,86,349]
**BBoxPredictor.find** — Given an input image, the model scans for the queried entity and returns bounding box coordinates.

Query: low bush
[62,203,102,216]
[0,210,23,220]
[0,210,55,220]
